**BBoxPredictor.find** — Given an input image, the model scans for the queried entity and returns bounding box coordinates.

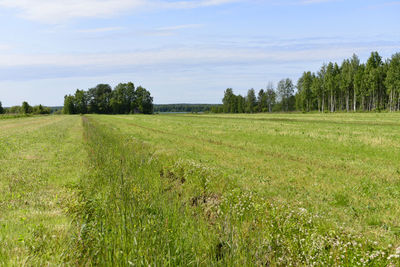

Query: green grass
[1,113,400,265]
[0,114,32,120]
[0,115,86,265]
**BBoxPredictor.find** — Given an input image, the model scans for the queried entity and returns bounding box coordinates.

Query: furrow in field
[110,116,396,182]
[182,114,400,127]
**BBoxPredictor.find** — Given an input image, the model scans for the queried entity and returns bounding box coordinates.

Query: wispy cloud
[156,24,203,31]
[0,0,239,23]
[0,38,397,76]
[77,27,124,33]
[300,0,337,4]
[0,44,12,50]
[367,1,400,9]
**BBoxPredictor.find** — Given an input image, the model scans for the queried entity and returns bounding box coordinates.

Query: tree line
[63,82,154,114]
[0,100,51,115]
[219,79,295,113]
[154,104,220,113]
[219,52,400,113]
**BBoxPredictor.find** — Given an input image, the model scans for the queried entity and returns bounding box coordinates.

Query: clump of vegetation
[0,100,51,116]
[63,82,154,114]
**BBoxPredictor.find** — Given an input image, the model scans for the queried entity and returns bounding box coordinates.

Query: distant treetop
[63,82,154,115]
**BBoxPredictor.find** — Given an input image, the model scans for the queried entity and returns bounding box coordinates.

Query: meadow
[1,113,400,265]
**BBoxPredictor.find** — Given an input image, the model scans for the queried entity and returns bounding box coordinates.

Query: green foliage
[3,101,50,115]
[221,86,278,114]
[385,53,400,111]
[63,95,75,114]
[63,82,154,115]
[0,101,3,114]
[154,104,219,113]
[21,101,32,114]
[245,88,256,113]
[7,105,22,114]
[277,78,295,112]
[32,104,51,114]
[217,51,400,113]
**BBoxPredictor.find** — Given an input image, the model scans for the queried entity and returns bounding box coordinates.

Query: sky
[0,0,399,106]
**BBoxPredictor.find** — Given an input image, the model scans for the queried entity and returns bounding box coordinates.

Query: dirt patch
[160,168,186,184]
[190,193,221,223]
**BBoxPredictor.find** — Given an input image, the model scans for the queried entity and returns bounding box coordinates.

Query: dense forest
[219,52,400,113]
[154,104,220,113]
[63,82,153,114]
[0,100,51,115]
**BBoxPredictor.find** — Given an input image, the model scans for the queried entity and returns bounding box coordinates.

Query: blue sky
[0,0,399,106]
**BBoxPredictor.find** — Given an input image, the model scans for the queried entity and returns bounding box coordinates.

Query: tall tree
[245,89,257,113]
[135,86,154,114]
[222,88,235,113]
[385,53,400,111]
[257,89,266,112]
[63,95,76,114]
[21,101,32,114]
[297,71,313,112]
[325,62,340,112]
[111,82,135,114]
[265,82,276,113]
[88,84,112,114]
[277,78,294,112]
[311,73,323,112]
[365,52,384,110]
[340,59,352,112]
[354,64,366,111]
[0,101,4,114]
[350,54,360,111]
[237,95,245,113]
[74,89,88,114]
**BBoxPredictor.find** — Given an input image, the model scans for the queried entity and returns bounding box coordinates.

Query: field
[1,113,400,265]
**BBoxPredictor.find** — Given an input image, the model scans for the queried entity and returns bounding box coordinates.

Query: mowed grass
[73,113,400,265]
[2,113,400,265]
[0,115,86,265]
[92,113,400,242]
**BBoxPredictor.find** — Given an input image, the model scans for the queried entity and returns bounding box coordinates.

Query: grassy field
[1,113,400,265]
[0,116,86,265]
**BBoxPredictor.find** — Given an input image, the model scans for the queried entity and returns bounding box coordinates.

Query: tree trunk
[361,96,365,111]
[318,98,321,112]
[353,88,356,112]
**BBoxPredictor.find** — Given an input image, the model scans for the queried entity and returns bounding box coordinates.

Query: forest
[154,104,220,113]
[63,82,154,114]
[219,52,400,113]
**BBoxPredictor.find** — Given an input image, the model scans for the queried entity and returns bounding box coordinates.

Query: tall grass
[67,115,400,266]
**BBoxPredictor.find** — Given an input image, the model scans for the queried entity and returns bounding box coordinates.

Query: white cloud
[300,0,336,4]
[156,24,203,31]
[77,27,124,33]
[0,44,395,69]
[0,0,239,23]
[0,44,12,50]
